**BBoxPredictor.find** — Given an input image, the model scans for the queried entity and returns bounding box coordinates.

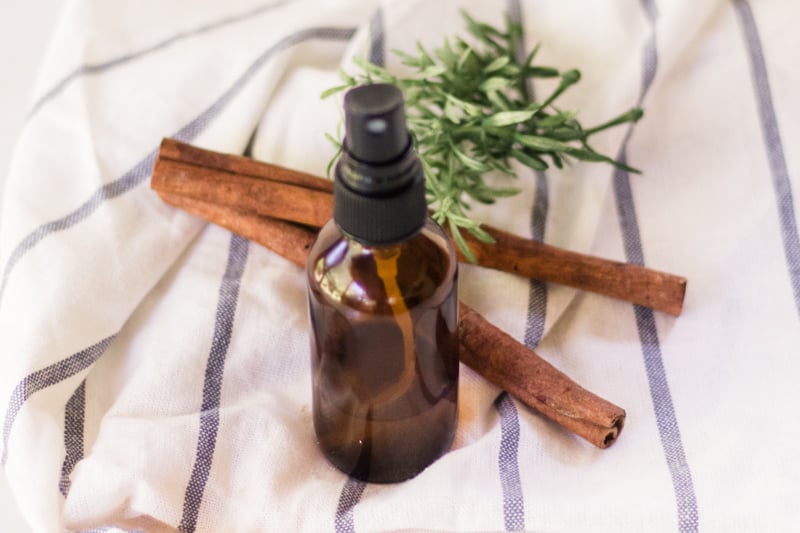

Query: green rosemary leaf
[324,133,343,178]
[560,68,582,84]
[456,45,473,72]
[393,49,421,67]
[338,68,356,85]
[537,111,575,129]
[324,132,339,147]
[566,148,641,173]
[540,69,581,108]
[523,43,541,68]
[486,186,521,197]
[416,42,436,67]
[515,134,570,152]
[322,10,644,261]
[447,212,483,227]
[488,158,515,175]
[416,65,448,79]
[511,148,549,171]
[605,155,642,174]
[320,84,350,100]
[548,127,585,141]
[465,188,498,204]
[523,66,560,78]
[497,63,521,78]
[445,94,482,117]
[480,76,511,93]
[564,147,609,163]
[435,38,458,69]
[485,90,510,111]
[584,107,645,135]
[483,109,536,127]
[483,56,511,74]
[449,219,476,263]
[451,144,491,172]
[443,99,463,124]
[467,224,496,244]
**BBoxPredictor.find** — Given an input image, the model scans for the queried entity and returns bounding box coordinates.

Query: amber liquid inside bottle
[307,219,458,483]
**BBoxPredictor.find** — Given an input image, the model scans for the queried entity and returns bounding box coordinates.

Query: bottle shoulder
[307,219,457,313]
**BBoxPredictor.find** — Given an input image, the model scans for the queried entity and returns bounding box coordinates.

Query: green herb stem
[322,11,643,261]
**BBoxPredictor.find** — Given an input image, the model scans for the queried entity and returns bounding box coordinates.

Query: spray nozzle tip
[344,84,409,164]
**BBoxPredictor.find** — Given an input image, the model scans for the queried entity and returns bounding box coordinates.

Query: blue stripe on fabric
[331,11,383,531]
[0,151,155,307]
[523,169,549,349]
[507,0,549,349]
[733,0,800,318]
[493,2,536,531]
[59,379,86,496]
[178,234,249,533]
[335,478,368,533]
[509,0,549,350]
[368,8,385,67]
[0,25,356,310]
[494,393,525,532]
[27,0,293,119]
[612,1,699,531]
[1,336,115,465]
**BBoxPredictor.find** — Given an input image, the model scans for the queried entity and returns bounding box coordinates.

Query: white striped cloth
[1,0,798,531]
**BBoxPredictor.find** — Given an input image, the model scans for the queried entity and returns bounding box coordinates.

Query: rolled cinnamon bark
[462,227,684,316]
[151,138,686,315]
[152,143,333,228]
[159,192,626,448]
[159,192,316,267]
[459,303,624,448]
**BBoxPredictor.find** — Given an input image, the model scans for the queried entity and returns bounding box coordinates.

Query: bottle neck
[339,230,405,258]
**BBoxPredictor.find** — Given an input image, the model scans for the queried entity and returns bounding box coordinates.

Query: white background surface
[1,1,62,530]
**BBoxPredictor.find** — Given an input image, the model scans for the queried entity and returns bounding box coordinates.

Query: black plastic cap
[334,84,427,245]
[344,84,409,165]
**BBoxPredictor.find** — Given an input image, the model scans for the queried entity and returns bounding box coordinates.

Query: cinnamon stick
[152,138,686,315]
[158,192,625,448]
[462,227,685,316]
[458,303,624,448]
[159,192,316,267]
[152,140,333,228]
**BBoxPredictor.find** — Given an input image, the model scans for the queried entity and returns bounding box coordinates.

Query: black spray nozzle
[344,84,410,165]
[334,83,427,244]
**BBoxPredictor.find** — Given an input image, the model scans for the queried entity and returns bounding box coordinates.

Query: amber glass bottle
[306,84,458,483]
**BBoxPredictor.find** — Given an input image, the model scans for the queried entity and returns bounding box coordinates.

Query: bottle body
[306,219,458,483]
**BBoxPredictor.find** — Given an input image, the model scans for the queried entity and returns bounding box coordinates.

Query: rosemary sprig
[323,10,643,262]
